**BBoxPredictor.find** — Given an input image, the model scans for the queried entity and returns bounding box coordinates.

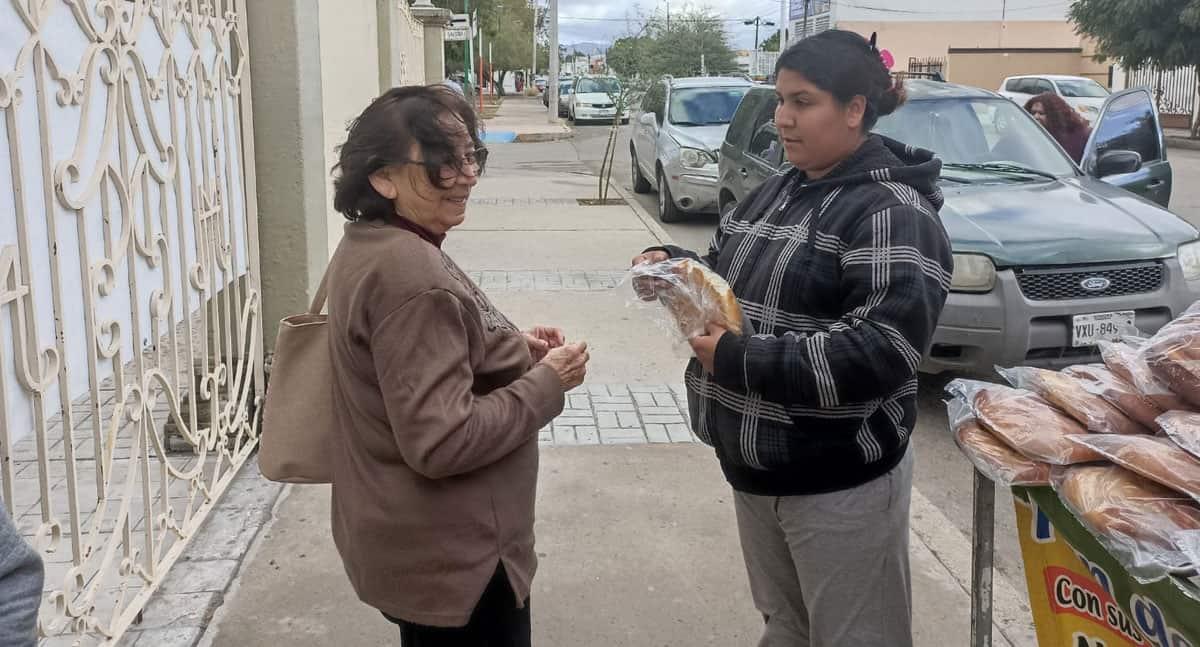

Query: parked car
[630,76,752,222]
[542,79,574,117]
[720,80,1196,374]
[568,76,629,124]
[999,74,1110,124]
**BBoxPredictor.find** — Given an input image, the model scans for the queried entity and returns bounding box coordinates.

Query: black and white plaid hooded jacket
[655,135,953,496]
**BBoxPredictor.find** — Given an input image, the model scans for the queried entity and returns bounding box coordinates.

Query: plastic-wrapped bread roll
[1100,341,1191,412]
[966,382,1103,465]
[1064,364,1164,430]
[1156,411,1200,462]
[1144,328,1200,408]
[1053,464,1200,579]
[954,418,1052,486]
[633,259,743,338]
[999,366,1148,435]
[1068,434,1200,503]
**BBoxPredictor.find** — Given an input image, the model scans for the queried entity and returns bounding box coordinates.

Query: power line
[832,0,1067,15]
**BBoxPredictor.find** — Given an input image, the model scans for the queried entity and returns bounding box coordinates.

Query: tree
[644,10,740,78]
[1070,0,1200,137]
[760,31,780,52]
[607,35,653,77]
[431,0,547,94]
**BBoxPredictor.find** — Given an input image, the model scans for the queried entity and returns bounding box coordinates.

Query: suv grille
[1015,262,1164,301]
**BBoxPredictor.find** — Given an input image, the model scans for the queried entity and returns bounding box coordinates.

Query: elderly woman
[325,85,589,646]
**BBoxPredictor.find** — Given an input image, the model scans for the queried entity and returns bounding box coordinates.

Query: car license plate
[1071,311,1136,347]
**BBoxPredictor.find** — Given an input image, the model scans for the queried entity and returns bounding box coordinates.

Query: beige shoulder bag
[259,270,334,483]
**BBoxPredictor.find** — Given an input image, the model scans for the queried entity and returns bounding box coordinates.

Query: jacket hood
[790,135,945,212]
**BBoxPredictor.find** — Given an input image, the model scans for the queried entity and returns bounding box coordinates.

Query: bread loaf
[1064,364,1164,429]
[973,384,1103,465]
[1156,411,1200,462]
[1054,464,1200,574]
[1101,341,1191,412]
[655,259,743,337]
[1068,434,1200,503]
[1145,341,1200,408]
[1008,366,1148,435]
[954,418,1051,486]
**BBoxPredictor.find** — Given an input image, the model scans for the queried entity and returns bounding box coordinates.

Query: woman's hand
[540,342,590,390]
[524,326,565,362]
[631,250,671,302]
[688,322,729,375]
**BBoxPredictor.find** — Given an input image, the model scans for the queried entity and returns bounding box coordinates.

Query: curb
[1167,135,1200,151]
[514,130,574,143]
[611,181,674,247]
[911,489,1036,647]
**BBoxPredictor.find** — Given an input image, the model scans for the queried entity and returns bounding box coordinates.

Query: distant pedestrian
[632,29,952,647]
[0,506,43,646]
[326,84,590,646]
[1025,92,1091,164]
[441,76,465,97]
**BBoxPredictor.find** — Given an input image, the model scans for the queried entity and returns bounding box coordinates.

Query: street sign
[446,27,470,41]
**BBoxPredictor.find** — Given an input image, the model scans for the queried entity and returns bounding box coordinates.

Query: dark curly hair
[332,85,485,222]
[774,29,906,131]
[1025,92,1088,136]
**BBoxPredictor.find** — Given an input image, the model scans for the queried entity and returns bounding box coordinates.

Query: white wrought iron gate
[0,0,263,643]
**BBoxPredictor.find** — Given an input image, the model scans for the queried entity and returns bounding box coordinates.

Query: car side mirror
[1094,150,1142,178]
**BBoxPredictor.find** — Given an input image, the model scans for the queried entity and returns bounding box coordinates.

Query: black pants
[383,565,531,647]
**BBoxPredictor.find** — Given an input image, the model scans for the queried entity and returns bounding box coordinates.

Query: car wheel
[631,147,652,194]
[657,170,683,223]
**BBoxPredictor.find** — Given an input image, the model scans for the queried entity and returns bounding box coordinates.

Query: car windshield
[576,78,620,94]
[559,83,573,95]
[873,97,1079,181]
[1055,78,1109,98]
[668,87,749,125]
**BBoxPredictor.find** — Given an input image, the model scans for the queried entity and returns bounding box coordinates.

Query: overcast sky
[554,0,791,51]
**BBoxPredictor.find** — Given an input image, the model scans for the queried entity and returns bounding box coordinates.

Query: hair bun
[876,77,907,117]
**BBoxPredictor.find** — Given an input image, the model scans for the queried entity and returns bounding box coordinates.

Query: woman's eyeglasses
[397,147,489,184]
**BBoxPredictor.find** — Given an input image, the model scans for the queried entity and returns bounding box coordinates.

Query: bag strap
[309,266,331,315]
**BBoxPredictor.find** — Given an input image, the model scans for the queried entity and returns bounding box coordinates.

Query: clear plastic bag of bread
[1052,464,1200,582]
[1156,411,1200,462]
[1063,363,1166,430]
[1138,304,1200,409]
[997,365,1149,435]
[629,258,744,339]
[947,395,1051,487]
[944,379,1103,465]
[1099,339,1193,412]
[1067,434,1200,504]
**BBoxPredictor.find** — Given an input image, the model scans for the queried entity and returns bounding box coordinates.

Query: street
[571,120,1200,595]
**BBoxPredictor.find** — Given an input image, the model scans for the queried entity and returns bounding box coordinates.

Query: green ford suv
[719,80,1199,374]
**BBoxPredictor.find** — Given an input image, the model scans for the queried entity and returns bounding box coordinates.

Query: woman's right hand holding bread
[540,342,590,390]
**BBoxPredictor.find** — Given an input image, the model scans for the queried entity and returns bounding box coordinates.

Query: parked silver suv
[630,76,752,222]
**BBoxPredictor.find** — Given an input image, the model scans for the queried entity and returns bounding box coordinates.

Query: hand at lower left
[525,326,566,362]
[688,323,729,375]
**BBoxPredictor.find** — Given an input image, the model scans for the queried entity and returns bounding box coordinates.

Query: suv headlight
[951,254,996,292]
[680,147,717,169]
[1179,241,1200,281]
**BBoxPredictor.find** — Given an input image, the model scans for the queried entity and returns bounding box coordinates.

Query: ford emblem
[1080,276,1111,292]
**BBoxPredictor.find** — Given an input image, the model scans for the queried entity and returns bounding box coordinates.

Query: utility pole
[800,0,809,40]
[743,17,775,78]
[465,0,473,99]
[548,0,558,123]
[666,1,670,30]
[478,19,485,110]
[778,0,787,52]
[532,3,538,79]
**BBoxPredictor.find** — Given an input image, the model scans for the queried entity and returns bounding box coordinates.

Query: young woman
[633,30,952,646]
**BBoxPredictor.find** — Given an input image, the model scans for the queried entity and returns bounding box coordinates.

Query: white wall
[318,0,382,255]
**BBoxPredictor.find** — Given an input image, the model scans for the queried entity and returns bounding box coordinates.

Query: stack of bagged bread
[946,302,1200,581]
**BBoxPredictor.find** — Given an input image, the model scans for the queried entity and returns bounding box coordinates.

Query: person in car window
[1025,92,1091,163]
[632,30,952,646]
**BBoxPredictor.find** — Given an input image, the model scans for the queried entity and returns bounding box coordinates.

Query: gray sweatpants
[0,505,43,647]
[734,448,914,647]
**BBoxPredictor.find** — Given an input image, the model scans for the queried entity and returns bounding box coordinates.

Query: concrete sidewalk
[131,118,1037,646]
[482,95,573,143]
